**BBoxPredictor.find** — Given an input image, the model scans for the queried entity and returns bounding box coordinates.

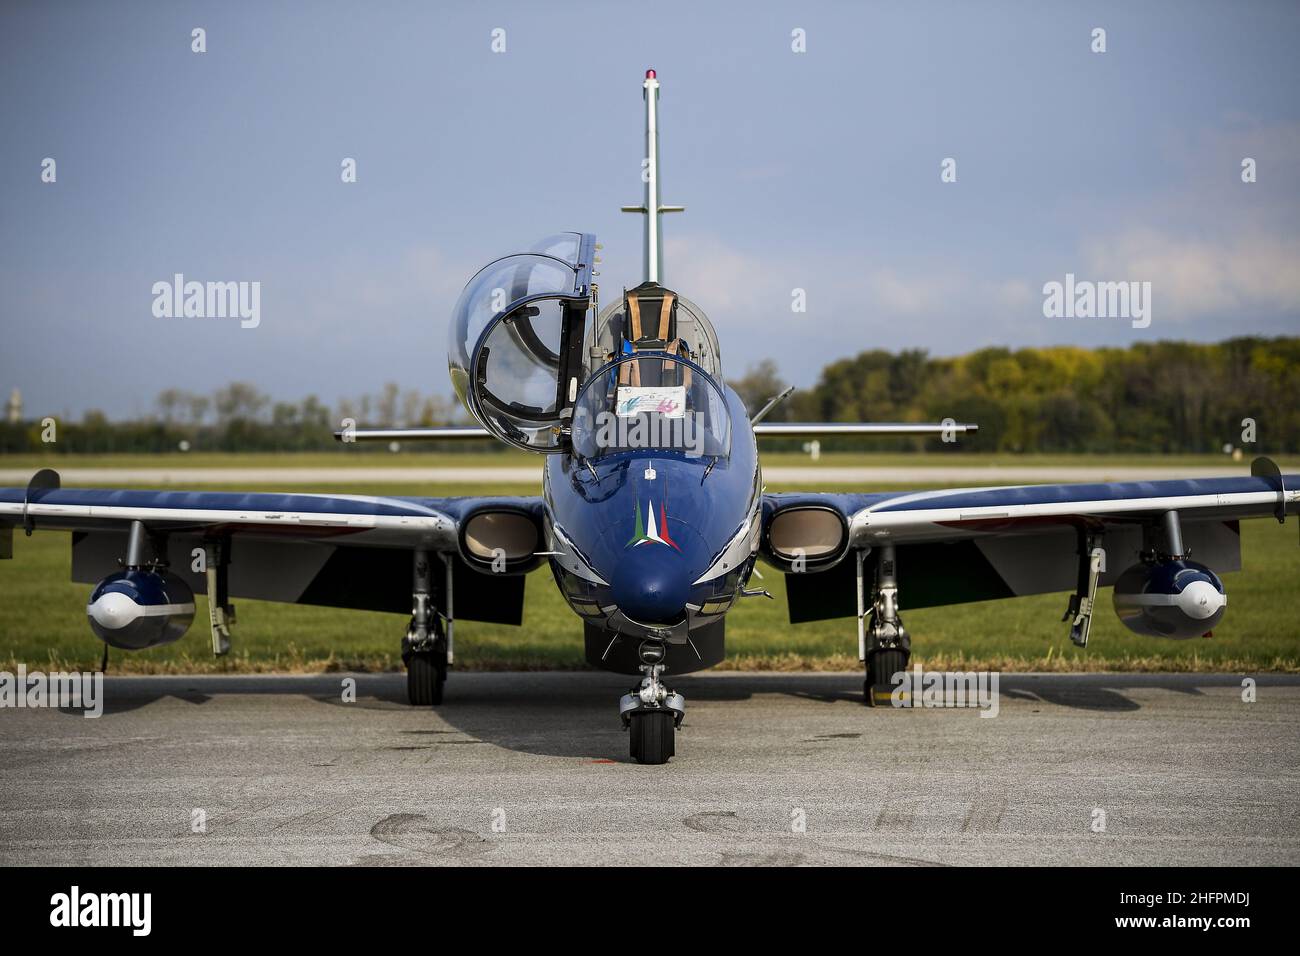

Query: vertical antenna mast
[622,69,684,284]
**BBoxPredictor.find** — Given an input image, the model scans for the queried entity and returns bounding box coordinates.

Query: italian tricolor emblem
[627,499,681,551]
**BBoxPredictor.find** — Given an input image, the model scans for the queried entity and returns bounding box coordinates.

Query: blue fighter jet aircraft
[3,71,1297,763]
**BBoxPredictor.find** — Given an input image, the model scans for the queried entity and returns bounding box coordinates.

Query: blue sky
[2,0,1298,420]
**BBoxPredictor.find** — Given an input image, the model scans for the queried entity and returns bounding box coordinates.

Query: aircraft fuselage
[543,384,760,673]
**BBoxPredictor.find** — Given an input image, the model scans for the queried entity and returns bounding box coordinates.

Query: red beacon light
[645,69,656,79]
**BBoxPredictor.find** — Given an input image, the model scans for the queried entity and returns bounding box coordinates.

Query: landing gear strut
[203,538,235,656]
[403,549,449,707]
[859,545,910,707]
[620,643,685,764]
[1062,526,1105,647]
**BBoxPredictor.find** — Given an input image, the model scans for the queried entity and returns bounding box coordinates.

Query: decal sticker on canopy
[616,385,686,418]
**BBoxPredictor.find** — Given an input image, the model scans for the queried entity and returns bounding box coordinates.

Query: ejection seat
[618,282,693,388]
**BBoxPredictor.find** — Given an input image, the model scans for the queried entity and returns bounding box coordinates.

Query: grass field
[2,466,1297,674]
[4,450,1297,471]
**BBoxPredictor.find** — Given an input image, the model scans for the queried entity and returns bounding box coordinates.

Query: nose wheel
[620,663,685,764]
[628,710,675,764]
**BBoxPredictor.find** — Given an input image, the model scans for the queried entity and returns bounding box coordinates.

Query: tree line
[2,336,1296,454]
[730,336,1300,453]
[0,383,479,454]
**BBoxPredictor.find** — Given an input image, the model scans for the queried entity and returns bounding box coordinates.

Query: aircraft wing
[750,422,977,437]
[760,461,1299,622]
[0,474,546,624]
[336,422,981,442]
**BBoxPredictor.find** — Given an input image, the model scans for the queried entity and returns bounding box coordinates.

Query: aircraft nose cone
[611,548,689,624]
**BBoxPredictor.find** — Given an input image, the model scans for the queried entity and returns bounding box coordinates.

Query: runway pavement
[1,672,1297,866]
[0,465,1268,486]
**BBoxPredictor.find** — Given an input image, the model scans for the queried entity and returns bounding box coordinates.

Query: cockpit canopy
[447,233,725,454]
[447,234,593,451]
[571,353,731,461]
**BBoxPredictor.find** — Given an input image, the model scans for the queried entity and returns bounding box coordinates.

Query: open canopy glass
[447,234,595,451]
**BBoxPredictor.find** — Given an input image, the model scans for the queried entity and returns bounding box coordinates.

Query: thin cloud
[1084,229,1300,320]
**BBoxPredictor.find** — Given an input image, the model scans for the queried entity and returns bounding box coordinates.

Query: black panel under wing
[783,541,1016,623]
[785,557,857,623]
[900,541,1017,609]
[295,546,412,613]
[297,550,526,624]
[72,531,526,625]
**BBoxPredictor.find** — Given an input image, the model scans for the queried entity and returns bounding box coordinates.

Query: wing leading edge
[0,482,545,624]
[762,463,1299,622]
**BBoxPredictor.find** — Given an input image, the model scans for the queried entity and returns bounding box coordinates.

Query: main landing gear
[859,544,910,707]
[406,644,446,706]
[619,642,685,764]
[403,549,451,707]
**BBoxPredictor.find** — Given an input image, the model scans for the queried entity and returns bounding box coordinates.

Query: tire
[629,710,675,764]
[407,651,446,706]
[864,648,908,708]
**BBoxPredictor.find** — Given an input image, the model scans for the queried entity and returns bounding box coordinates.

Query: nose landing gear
[619,657,685,764]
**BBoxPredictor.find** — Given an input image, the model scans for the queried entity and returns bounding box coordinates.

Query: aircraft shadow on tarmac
[52,671,1280,761]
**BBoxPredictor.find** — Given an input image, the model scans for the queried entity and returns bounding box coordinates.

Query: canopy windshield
[447,236,594,452]
[571,354,731,461]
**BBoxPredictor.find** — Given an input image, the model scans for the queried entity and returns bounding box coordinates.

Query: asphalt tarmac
[1,672,1296,866]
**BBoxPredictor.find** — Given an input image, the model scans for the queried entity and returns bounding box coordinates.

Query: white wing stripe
[0,501,453,533]
[854,490,1280,541]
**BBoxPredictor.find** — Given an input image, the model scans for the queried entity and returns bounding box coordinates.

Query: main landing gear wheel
[865,648,908,708]
[629,710,675,765]
[406,650,446,706]
[862,544,910,708]
[403,549,448,707]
